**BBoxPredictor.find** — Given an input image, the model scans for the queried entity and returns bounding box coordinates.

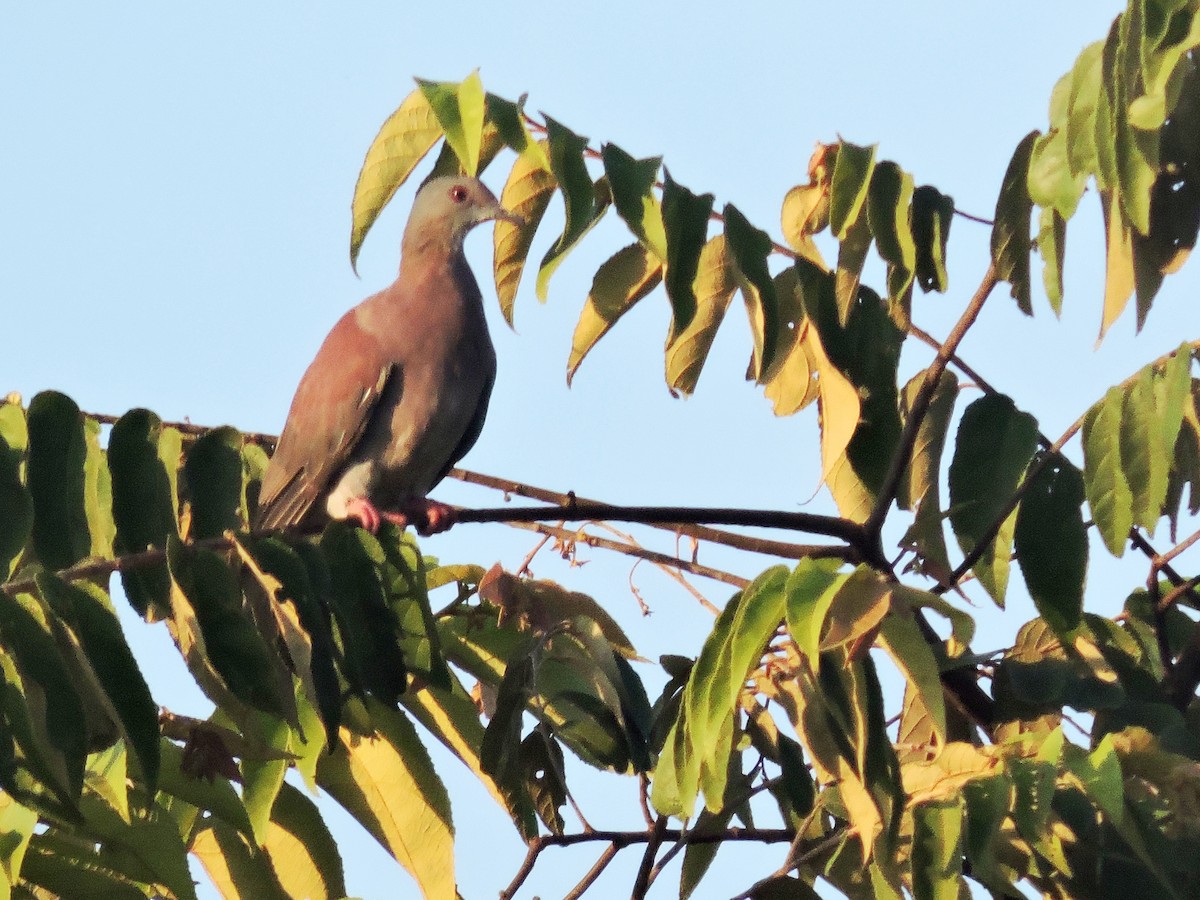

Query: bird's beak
[491,206,525,228]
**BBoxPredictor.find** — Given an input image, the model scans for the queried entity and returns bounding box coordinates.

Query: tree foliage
[4,3,1200,898]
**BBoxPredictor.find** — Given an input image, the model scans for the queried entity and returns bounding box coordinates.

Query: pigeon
[255,175,520,535]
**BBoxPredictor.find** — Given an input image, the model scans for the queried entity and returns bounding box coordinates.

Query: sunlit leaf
[665,235,736,396]
[418,71,486,176]
[723,205,779,380]
[493,144,556,326]
[1037,206,1067,315]
[350,88,443,270]
[1028,128,1087,220]
[0,400,32,580]
[1082,385,1134,556]
[911,798,965,900]
[878,608,946,747]
[536,117,610,301]
[762,268,818,416]
[898,370,958,579]
[485,93,548,169]
[1067,41,1104,179]
[1099,188,1136,339]
[318,704,454,900]
[567,243,663,383]
[601,143,667,260]
[829,141,876,240]
[1122,367,1169,530]
[783,558,849,669]
[834,214,872,325]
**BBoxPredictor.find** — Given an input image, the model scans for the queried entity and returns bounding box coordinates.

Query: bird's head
[403,176,523,255]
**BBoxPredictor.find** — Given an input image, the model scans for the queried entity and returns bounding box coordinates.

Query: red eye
[449,185,468,203]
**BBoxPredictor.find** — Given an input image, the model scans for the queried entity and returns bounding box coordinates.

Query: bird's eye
[449,185,468,203]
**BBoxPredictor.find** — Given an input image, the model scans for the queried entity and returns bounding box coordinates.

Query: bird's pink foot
[416,499,457,536]
[344,496,382,533]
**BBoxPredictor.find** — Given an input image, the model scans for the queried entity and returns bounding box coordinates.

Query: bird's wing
[255,315,399,531]
[432,360,495,487]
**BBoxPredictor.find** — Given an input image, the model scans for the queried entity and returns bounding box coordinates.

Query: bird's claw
[345,497,382,533]
[343,497,455,536]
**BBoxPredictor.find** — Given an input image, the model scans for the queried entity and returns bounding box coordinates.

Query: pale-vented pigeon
[255,175,519,535]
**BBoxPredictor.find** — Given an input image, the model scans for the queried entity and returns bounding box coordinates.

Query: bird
[254,175,521,536]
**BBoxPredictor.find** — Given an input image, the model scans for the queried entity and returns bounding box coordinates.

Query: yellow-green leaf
[317,706,454,900]
[418,72,486,177]
[493,146,556,327]
[665,235,736,396]
[567,243,663,384]
[991,131,1038,315]
[349,89,443,270]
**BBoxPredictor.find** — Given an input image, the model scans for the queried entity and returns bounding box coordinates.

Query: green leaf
[829,141,876,240]
[78,795,198,900]
[834,214,873,325]
[567,243,663,384]
[519,731,567,835]
[0,592,86,800]
[1122,367,1170,530]
[191,818,289,900]
[1028,128,1087,219]
[156,740,253,839]
[240,714,290,846]
[799,261,903,522]
[318,700,455,900]
[183,426,245,539]
[82,418,115,561]
[991,131,1039,314]
[601,144,667,260]
[1067,41,1105,179]
[0,792,35,887]
[267,781,348,900]
[418,72,486,176]
[820,567,891,654]
[911,798,965,900]
[493,144,556,326]
[912,185,954,294]
[0,401,32,580]
[320,523,407,706]
[866,160,916,302]
[107,410,180,619]
[782,558,846,669]
[948,394,1039,605]
[485,93,547,168]
[1037,206,1067,315]
[664,235,736,396]
[22,829,157,900]
[722,204,779,380]
[349,88,443,270]
[36,575,159,794]
[1114,5,1158,236]
[898,370,958,579]
[878,609,946,746]
[1082,385,1135,556]
[25,392,90,570]
[962,775,1015,895]
[170,546,289,718]
[661,171,715,341]
[761,268,818,416]
[536,117,609,301]
[1014,453,1087,636]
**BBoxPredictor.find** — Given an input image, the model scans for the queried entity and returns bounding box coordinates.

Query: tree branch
[449,468,848,561]
[499,825,798,899]
[866,263,999,539]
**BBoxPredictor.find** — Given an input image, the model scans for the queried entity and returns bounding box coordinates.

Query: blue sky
[5,1,1194,897]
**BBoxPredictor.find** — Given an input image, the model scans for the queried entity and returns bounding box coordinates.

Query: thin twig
[595,520,723,613]
[563,843,619,900]
[502,520,747,593]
